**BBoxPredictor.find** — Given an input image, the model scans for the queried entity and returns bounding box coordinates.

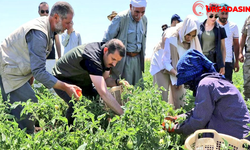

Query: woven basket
[184,129,250,150]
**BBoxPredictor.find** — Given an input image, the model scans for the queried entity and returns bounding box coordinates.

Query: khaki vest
[0,17,53,93]
[110,10,147,79]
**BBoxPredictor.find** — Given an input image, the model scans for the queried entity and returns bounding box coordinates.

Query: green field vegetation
[0,61,248,149]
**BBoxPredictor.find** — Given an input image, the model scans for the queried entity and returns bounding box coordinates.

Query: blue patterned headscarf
[176,49,216,86]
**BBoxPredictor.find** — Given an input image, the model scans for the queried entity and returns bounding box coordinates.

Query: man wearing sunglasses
[0,1,79,134]
[38,2,62,72]
[217,3,240,82]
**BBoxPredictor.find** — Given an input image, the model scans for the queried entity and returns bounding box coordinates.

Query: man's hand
[118,79,130,86]
[29,76,34,85]
[53,80,82,100]
[239,53,244,63]
[219,67,225,75]
[67,28,73,35]
[64,84,82,101]
[234,61,240,72]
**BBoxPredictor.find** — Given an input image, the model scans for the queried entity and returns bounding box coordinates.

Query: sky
[0,0,249,58]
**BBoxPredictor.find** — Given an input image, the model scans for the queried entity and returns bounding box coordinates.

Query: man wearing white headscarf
[102,0,147,86]
[150,15,202,109]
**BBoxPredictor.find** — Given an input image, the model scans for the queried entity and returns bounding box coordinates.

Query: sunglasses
[41,10,49,14]
[209,14,218,19]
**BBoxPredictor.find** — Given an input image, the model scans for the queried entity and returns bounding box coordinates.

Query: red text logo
[206,6,250,12]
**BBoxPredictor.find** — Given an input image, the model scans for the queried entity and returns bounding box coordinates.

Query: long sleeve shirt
[175,76,250,140]
[102,11,143,52]
[26,30,57,88]
[61,30,82,54]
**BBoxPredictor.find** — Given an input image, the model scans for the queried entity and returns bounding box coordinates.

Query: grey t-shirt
[202,30,215,56]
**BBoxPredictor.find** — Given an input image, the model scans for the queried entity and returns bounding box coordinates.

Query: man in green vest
[52,39,127,126]
[102,0,148,86]
[0,2,80,134]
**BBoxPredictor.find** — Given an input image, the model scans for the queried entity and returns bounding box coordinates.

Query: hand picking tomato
[76,89,82,99]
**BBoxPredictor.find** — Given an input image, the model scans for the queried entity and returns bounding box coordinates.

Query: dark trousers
[225,62,233,81]
[54,79,98,126]
[0,76,8,102]
[0,75,38,134]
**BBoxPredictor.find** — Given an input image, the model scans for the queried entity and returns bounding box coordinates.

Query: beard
[219,17,227,23]
[54,18,64,34]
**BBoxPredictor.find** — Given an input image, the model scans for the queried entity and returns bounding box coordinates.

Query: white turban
[130,0,147,7]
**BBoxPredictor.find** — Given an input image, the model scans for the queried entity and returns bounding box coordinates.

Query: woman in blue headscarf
[164,49,250,140]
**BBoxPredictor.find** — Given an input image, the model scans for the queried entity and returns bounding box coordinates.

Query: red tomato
[76,89,82,97]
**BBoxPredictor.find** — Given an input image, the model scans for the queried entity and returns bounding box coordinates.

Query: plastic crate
[185,129,250,150]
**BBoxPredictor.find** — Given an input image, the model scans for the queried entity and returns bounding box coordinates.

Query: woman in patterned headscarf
[150,15,202,109]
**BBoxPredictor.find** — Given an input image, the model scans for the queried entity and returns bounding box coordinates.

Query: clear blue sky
[0,0,249,58]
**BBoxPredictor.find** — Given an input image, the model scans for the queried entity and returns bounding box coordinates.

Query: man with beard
[102,0,147,86]
[0,1,80,134]
[217,3,240,81]
[38,2,61,59]
[52,39,128,126]
[38,2,62,71]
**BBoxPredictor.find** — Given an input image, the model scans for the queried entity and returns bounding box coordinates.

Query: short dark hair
[38,2,48,11]
[50,1,74,19]
[106,39,126,57]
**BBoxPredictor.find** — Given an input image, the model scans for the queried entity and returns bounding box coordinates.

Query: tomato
[55,105,59,110]
[76,89,82,100]
[159,139,165,145]
[76,89,82,97]
[158,130,166,137]
[126,140,133,149]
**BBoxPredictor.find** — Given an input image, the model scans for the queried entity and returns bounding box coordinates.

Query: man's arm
[102,17,121,42]
[55,34,61,58]
[220,38,226,75]
[239,33,247,62]
[90,75,123,115]
[26,30,80,99]
[61,31,70,47]
[78,33,82,45]
[233,38,240,72]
